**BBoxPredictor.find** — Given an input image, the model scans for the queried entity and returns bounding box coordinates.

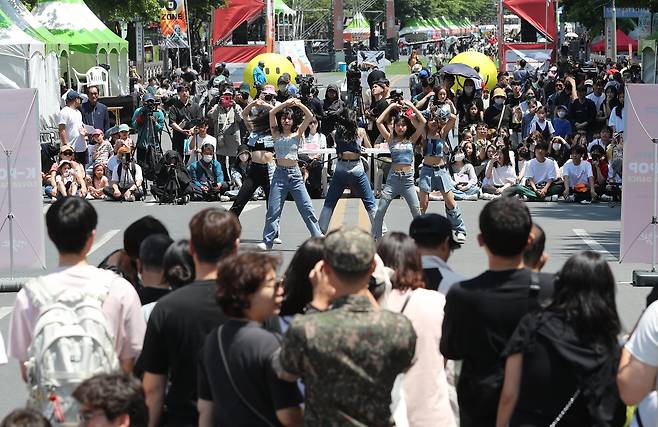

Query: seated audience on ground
[188,143,228,201]
[104,146,144,202]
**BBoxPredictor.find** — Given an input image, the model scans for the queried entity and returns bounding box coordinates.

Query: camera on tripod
[143,98,161,114]
[346,62,362,93]
[296,75,315,95]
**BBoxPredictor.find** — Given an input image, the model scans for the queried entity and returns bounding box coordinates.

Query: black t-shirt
[440,269,554,427]
[139,280,227,426]
[169,100,203,144]
[137,286,170,305]
[197,320,302,426]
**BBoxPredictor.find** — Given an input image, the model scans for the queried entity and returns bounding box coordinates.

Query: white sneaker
[461,194,479,201]
[580,200,592,205]
[452,231,466,245]
[273,237,283,245]
[255,242,269,251]
[566,195,575,203]
[600,194,613,202]
[220,195,230,202]
[480,193,496,200]
[544,195,558,202]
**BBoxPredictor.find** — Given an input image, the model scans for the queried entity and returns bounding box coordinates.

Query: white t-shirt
[530,118,555,136]
[626,299,658,422]
[491,163,517,186]
[587,139,607,153]
[112,162,143,188]
[58,106,86,152]
[562,159,593,187]
[525,158,557,185]
[586,92,606,111]
[609,107,625,133]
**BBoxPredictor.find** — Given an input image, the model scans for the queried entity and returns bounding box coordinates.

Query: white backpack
[23,273,120,425]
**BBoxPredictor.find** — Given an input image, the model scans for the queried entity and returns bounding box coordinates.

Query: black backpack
[142,143,163,182]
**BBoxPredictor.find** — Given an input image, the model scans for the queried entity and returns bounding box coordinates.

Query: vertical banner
[277,40,314,74]
[386,0,395,39]
[266,0,275,52]
[333,0,344,50]
[0,89,45,272]
[160,0,190,48]
[605,17,616,59]
[620,85,658,264]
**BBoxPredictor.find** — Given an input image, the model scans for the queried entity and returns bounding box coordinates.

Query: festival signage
[160,0,190,48]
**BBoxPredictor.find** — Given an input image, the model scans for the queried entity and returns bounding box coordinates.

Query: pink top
[386,288,456,427]
[7,265,146,362]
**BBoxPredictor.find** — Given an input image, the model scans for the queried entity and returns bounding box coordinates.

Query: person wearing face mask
[548,136,570,167]
[456,78,484,119]
[275,74,294,103]
[484,88,513,131]
[552,105,572,139]
[547,80,571,119]
[208,89,243,180]
[188,143,228,201]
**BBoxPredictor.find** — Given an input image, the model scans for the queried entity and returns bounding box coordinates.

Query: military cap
[324,226,375,273]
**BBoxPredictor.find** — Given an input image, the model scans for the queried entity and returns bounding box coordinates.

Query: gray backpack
[23,273,120,424]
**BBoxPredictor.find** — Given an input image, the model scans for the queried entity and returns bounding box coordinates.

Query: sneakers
[480,193,496,200]
[580,200,592,204]
[125,195,136,202]
[566,194,576,203]
[544,195,558,202]
[600,194,613,202]
[461,194,479,201]
[255,242,270,251]
[220,195,230,202]
[452,231,467,245]
[273,237,283,245]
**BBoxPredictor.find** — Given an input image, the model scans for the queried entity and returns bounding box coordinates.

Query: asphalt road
[0,72,651,416]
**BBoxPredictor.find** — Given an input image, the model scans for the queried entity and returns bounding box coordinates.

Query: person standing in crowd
[253,60,267,93]
[484,88,513,131]
[0,409,51,427]
[372,100,426,240]
[275,227,417,425]
[505,141,562,201]
[132,93,165,166]
[377,233,456,427]
[137,234,174,306]
[197,252,304,427]
[523,224,548,272]
[547,80,571,118]
[366,79,390,143]
[562,144,596,204]
[73,374,148,427]
[608,86,625,134]
[7,198,145,387]
[279,237,325,318]
[497,251,626,426]
[208,88,243,180]
[456,78,484,120]
[440,197,554,427]
[587,79,606,113]
[409,64,423,98]
[58,90,89,166]
[569,85,598,141]
[258,98,322,251]
[318,108,376,234]
[513,59,530,87]
[321,83,344,146]
[81,85,110,134]
[169,85,203,158]
[140,209,239,427]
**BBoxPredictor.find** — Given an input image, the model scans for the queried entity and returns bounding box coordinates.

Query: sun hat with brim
[92,129,103,136]
[60,144,74,153]
[58,160,71,168]
[118,124,131,133]
[262,85,276,95]
[492,87,507,99]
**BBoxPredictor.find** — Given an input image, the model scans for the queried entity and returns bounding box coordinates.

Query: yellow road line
[328,198,347,231]
[357,200,370,231]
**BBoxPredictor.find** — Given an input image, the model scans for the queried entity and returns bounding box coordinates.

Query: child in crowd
[521,99,538,139]
[552,105,572,139]
[91,129,113,168]
[529,106,555,141]
[55,160,81,199]
[87,163,108,200]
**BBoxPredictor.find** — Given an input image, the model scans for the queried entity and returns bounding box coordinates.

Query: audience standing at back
[139,208,240,427]
[137,234,174,306]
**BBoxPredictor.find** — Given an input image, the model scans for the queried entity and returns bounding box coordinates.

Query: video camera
[346,62,362,93]
[388,89,404,103]
[295,75,315,95]
[143,98,161,114]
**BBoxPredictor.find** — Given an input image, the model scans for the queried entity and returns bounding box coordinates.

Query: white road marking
[89,229,120,255]
[0,306,12,321]
[573,228,616,260]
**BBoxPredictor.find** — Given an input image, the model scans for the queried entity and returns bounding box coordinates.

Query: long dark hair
[276,107,300,134]
[615,85,624,119]
[280,237,324,316]
[163,239,195,289]
[392,113,416,139]
[250,110,270,133]
[335,108,359,142]
[376,232,425,291]
[550,251,621,349]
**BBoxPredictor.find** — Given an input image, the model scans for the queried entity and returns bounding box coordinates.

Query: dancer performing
[419,103,467,244]
[258,98,323,250]
[372,99,425,239]
[318,108,377,233]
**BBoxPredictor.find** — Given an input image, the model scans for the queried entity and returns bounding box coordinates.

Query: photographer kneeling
[132,93,165,166]
[188,143,228,201]
[104,146,144,202]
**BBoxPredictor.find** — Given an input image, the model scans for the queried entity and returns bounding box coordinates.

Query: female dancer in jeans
[372,100,425,239]
[258,98,323,250]
[318,108,376,233]
[418,103,467,244]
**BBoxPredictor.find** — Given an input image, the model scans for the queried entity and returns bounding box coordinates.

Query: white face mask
[464,87,474,95]
[494,97,505,106]
[239,153,249,162]
[552,143,561,151]
[202,154,213,163]
[278,84,287,93]
[557,111,566,119]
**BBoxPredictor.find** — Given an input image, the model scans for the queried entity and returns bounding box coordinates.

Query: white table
[298,147,391,196]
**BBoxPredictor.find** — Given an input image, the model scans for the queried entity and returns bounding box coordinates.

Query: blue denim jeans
[319,159,377,233]
[262,165,322,248]
[418,164,453,193]
[372,170,421,239]
[452,186,480,200]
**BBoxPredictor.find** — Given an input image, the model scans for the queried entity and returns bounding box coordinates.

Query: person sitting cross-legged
[104,146,144,202]
[187,143,228,201]
[504,141,563,201]
[562,144,597,204]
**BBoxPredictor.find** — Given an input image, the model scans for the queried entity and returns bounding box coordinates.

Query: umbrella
[565,32,579,38]
[439,63,480,79]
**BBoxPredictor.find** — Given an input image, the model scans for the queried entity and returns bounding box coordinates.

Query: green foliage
[396,0,495,26]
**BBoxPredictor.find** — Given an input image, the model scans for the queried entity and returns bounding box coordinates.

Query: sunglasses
[61,151,73,156]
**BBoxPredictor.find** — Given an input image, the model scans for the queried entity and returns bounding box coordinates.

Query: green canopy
[1,0,67,54]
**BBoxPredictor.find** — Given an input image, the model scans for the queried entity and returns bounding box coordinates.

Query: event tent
[32,0,129,96]
[591,29,638,53]
[344,12,370,42]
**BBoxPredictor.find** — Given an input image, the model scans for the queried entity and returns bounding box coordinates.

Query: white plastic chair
[85,66,110,97]
[71,67,87,93]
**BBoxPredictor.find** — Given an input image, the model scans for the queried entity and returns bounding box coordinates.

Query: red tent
[503,0,557,42]
[591,29,638,53]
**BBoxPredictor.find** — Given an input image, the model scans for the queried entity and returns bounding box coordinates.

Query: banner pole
[4,149,14,278]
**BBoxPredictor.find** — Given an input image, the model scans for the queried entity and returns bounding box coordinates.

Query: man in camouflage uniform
[276,226,417,426]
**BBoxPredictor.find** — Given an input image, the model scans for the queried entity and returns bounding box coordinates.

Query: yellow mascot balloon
[243,53,298,97]
[449,51,498,91]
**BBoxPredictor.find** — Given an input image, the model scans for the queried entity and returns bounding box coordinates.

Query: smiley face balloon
[243,53,298,97]
[449,51,498,91]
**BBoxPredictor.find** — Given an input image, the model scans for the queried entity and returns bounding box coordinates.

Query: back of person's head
[280,237,324,316]
[189,208,241,264]
[480,197,532,257]
[215,252,280,318]
[0,409,51,427]
[323,226,376,283]
[163,239,195,289]
[124,216,169,260]
[523,224,546,270]
[409,213,455,251]
[139,234,173,272]
[376,232,424,291]
[46,197,97,254]
[551,251,621,347]
[72,374,147,427]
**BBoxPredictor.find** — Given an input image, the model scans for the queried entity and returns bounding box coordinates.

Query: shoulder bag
[217,325,277,427]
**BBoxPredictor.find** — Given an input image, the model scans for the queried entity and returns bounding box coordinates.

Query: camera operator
[104,146,143,202]
[208,88,243,180]
[276,74,297,103]
[297,76,323,120]
[321,83,345,146]
[365,79,390,144]
[131,93,165,166]
[169,84,203,158]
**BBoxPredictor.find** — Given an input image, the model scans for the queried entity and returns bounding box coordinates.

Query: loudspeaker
[633,270,658,287]
[520,19,537,43]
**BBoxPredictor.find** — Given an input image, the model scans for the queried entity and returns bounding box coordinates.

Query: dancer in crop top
[317,108,377,233]
[419,103,467,244]
[372,100,426,239]
[257,98,322,250]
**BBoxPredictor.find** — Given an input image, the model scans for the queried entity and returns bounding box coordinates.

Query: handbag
[217,326,277,427]
[549,389,580,427]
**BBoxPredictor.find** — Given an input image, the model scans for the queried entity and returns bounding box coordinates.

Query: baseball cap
[222,88,234,96]
[143,93,155,103]
[91,128,103,136]
[557,104,568,111]
[59,144,74,153]
[58,159,71,168]
[412,64,422,72]
[66,90,82,101]
[213,75,226,87]
[262,85,276,95]
[118,123,130,133]
[409,214,457,249]
[419,69,430,79]
[584,79,593,86]
[324,226,375,273]
[492,87,507,99]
